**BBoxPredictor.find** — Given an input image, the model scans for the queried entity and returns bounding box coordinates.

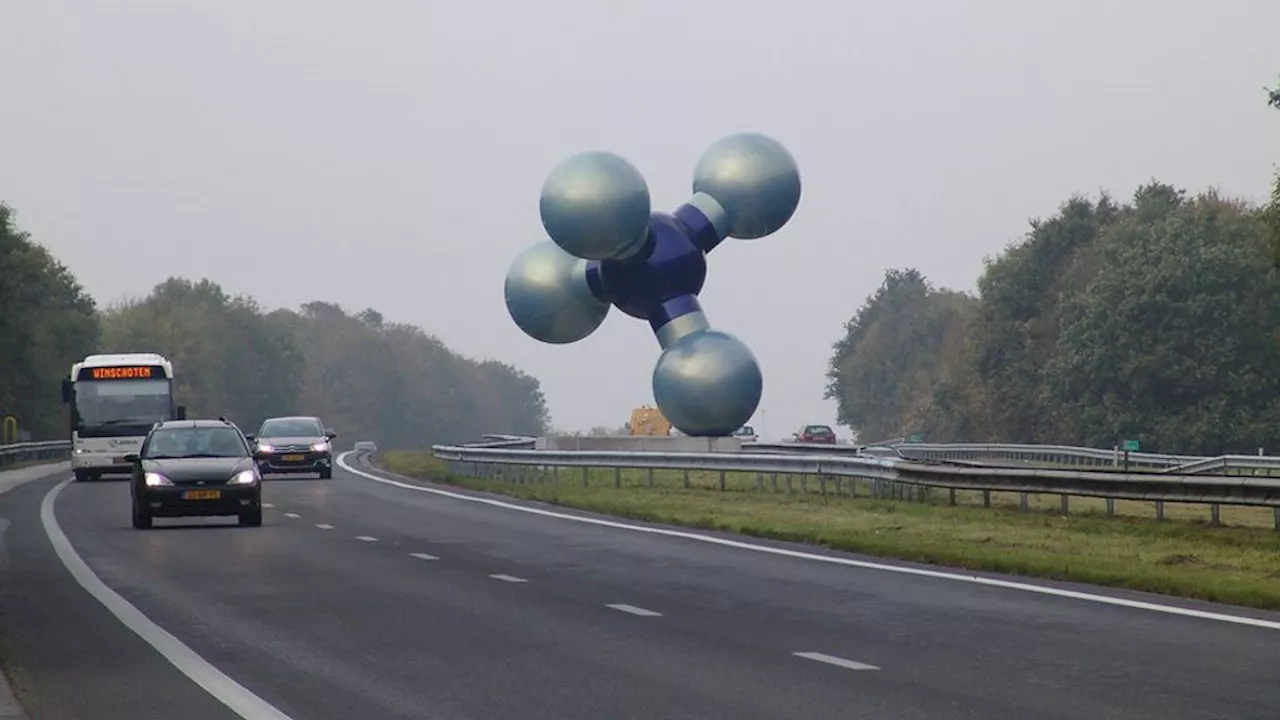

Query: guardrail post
[683,469,691,489]
[719,470,726,491]
[1155,501,1164,521]
[800,474,808,494]
[1210,504,1221,527]
[647,468,654,488]
[948,488,956,506]
[614,467,621,488]
[1274,507,1279,532]
[1060,494,1069,517]
[582,466,589,487]
[982,490,991,508]
[770,473,778,492]
[755,472,763,492]
[1105,498,1115,516]
[819,475,827,496]
[1019,493,1028,512]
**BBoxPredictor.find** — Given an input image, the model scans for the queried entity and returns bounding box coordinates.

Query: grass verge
[378,451,1280,611]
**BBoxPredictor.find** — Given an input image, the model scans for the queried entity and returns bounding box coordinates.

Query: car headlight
[144,472,172,487]
[229,469,258,485]
[311,441,330,452]
[256,443,275,453]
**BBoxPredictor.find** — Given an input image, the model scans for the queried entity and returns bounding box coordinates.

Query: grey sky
[2,0,1277,442]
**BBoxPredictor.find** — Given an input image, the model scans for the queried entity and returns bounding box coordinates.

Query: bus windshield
[73,378,173,432]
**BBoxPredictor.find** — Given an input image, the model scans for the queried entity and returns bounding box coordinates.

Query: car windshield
[144,427,247,459]
[259,419,324,437]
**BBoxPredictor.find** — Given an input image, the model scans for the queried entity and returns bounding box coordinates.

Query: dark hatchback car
[247,416,337,479]
[795,424,837,444]
[126,419,263,529]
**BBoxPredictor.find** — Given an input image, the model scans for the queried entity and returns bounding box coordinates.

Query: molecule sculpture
[503,133,802,437]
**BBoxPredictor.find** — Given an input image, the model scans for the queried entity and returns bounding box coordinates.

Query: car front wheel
[239,506,262,527]
[131,503,152,530]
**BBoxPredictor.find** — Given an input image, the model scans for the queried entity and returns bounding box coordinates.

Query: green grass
[378,451,1280,611]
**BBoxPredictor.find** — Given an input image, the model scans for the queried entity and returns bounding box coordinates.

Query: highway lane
[0,459,1276,719]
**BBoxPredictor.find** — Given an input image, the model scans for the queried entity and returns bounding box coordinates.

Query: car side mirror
[326,429,337,439]
[175,405,187,420]
[124,453,139,463]
[244,434,256,443]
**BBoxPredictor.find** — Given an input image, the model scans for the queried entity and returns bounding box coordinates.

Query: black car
[126,418,263,529]
[247,416,337,479]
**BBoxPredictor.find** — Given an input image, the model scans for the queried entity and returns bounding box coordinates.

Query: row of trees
[0,207,549,445]
[825,183,1280,455]
[826,86,1280,455]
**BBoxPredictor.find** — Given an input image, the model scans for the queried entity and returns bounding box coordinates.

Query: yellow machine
[628,405,672,436]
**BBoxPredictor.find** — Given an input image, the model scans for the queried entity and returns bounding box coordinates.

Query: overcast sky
[2,0,1278,441]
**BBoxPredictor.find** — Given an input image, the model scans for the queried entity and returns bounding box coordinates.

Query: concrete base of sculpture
[536,435,743,453]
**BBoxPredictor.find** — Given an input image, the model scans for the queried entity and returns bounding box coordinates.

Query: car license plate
[183,490,221,500]
[281,454,305,461]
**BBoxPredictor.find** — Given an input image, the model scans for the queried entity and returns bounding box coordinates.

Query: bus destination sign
[78,365,165,381]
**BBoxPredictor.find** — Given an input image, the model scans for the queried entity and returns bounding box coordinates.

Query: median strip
[374,451,1280,612]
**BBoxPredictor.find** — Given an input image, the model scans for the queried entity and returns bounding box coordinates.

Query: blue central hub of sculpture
[588,211,709,329]
[503,133,802,437]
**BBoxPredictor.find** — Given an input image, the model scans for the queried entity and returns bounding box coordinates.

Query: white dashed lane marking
[315,524,334,530]
[355,536,378,542]
[793,652,880,671]
[606,604,662,617]
[284,513,300,519]
[409,553,439,561]
[262,503,274,508]
[489,574,528,583]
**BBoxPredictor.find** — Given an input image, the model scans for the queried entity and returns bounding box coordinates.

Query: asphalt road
[0,456,1277,720]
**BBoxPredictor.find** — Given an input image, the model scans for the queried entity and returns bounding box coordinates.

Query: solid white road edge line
[793,652,880,671]
[489,574,528,583]
[607,603,662,617]
[40,479,295,720]
[336,452,1280,632]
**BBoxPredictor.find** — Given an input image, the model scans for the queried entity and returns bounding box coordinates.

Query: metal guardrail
[431,441,1280,530]
[0,440,72,470]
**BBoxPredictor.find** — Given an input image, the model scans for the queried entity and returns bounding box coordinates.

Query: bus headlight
[144,472,172,487]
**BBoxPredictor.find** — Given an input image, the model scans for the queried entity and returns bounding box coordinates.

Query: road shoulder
[0,462,64,720]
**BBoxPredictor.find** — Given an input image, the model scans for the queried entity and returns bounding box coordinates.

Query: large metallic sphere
[652,329,763,436]
[504,241,609,344]
[540,151,652,261]
[692,133,801,239]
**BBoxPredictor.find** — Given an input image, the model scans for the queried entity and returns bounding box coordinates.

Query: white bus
[61,353,186,482]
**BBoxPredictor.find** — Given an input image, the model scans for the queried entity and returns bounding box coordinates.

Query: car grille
[270,444,312,453]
